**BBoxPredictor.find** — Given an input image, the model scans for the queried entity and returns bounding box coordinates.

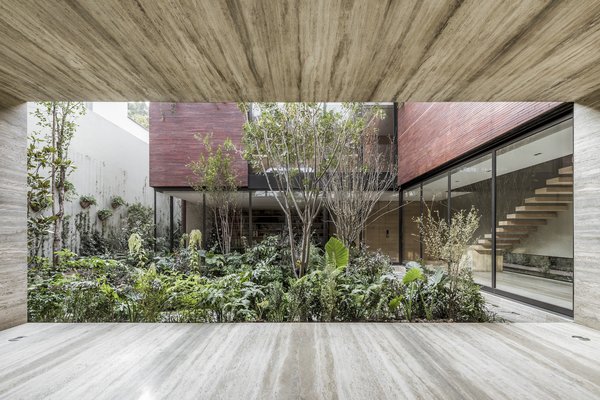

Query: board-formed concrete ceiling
[0,0,600,106]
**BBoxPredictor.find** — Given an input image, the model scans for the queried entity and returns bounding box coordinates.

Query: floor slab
[1,323,599,399]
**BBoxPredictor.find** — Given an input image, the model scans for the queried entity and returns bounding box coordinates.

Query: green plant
[401,267,425,321]
[189,229,202,249]
[324,237,349,268]
[125,203,155,250]
[188,134,240,254]
[110,196,126,209]
[79,195,97,209]
[27,236,491,324]
[97,209,113,222]
[415,205,480,319]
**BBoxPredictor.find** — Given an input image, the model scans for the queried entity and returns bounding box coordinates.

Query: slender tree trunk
[285,212,298,278]
[50,103,59,266]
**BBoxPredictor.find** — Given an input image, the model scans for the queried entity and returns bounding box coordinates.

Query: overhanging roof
[0,0,599,106]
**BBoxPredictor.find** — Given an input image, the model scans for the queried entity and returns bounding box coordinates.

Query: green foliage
[127,102,149,130]
[28,236,492,323]
[110,196,126,209]
[97,209,113,221]
[402,267,424,285]
[123,203,155,250]
[324,237,349,268]
[79,195,97,208]
[187,134,239,254]
[189,229,202,250]
[27,102,86,260]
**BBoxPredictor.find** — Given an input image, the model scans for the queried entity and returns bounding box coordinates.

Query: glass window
[401,185,421,263]
[450,154,492,287]
[421,174,449,267]
[495,119,573,310]
[364,191,400,263]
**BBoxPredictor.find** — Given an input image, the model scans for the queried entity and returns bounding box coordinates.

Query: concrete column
[0,103,27,330]
[574,100,600,329]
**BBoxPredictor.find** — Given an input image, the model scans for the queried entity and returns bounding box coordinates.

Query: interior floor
[474,270,573,310]
[1,322,599,399]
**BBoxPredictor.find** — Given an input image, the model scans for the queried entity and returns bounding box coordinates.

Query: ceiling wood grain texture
[0,0,599,106]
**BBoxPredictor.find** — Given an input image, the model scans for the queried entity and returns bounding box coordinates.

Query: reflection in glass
[495,119,573,310]
[364,192,400,263]
[401,186,421,262]
[421,174,448,267]
[450,154,492,287]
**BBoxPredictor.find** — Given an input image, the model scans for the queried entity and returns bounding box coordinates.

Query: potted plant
[97,209,113,222]
[111,196,126,209]
[79,195,97,209]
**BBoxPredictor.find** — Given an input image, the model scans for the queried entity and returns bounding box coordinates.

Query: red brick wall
[397,102,563,185]
[149,102,248,188]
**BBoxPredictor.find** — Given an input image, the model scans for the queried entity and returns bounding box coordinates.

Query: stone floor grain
[0,323,599,400]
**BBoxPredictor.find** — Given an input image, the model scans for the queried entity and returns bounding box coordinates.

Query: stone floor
[474,270,573,309]
[1,322,599,399]
[483,292,571,323]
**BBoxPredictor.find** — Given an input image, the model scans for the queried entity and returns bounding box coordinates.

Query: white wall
[88,102,149,143]
[27,102,174,253]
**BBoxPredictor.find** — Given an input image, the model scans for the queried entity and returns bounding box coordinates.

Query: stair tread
[507,212,557,219]
[535,187,573,195]
[499,220,547,226]
[558,166,573,175]
[525,196,573,204]
[515,205,568,212]
[496,226,537,232]
[483,235,522,241]
[546,176,573,185]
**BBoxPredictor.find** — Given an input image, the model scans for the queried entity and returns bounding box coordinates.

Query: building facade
[150,102,576,316]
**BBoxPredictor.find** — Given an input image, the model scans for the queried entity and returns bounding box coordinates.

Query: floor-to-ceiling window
[400,115,574,314]
[451,154,493,287]
[401,185,421,263]
[495,119,573,310]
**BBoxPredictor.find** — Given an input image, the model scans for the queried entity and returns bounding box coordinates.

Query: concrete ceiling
[1,0,600,107]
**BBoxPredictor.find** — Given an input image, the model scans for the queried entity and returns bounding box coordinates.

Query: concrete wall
[574,101,600,329]
[0,104,27,330]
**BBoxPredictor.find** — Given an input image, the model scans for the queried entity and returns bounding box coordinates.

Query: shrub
[27,236,492,323]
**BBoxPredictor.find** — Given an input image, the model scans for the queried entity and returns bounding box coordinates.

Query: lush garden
[28,233,491,323]
[27,101,493,324]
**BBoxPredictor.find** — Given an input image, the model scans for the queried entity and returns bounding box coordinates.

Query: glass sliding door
[450,154,493,286]
[401,185,421,262]
[495,119,573,310]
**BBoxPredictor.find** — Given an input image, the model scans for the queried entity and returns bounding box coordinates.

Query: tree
[323,105,397,248]
[188,134,239,254]
[127,102,149,130]
[415,205,480,293]
[29,102,85,264]
[27,133,54,257]
[240,103,361,278]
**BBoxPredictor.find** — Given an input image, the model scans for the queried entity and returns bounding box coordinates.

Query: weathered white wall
[573,101,600,329]
[27,102,175,253]
[89,102,148,143]
[0,103,27,330]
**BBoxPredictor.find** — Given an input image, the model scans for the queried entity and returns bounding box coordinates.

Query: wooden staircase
[474,165,573,254]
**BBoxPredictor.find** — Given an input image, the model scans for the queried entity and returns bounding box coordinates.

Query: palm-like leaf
[325,237,349,268]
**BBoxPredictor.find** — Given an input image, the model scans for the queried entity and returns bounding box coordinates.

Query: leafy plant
[79,195,97,209]
[97,209,113,222]
[324,237,349,268]
[110,196,126,209]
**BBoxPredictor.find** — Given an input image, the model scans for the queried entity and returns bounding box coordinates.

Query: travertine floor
[1,322,599,399]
